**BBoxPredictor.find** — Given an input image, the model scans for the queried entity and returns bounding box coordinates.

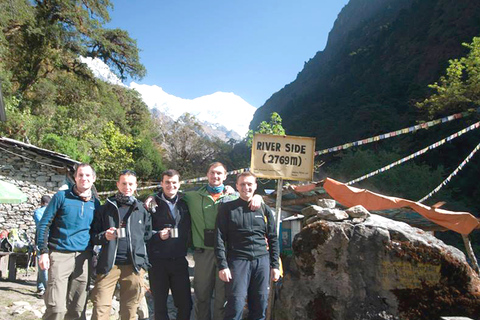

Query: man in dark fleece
[215,171,280,320]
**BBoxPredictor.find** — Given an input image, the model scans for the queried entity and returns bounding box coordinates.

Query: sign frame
[250,133,316,181]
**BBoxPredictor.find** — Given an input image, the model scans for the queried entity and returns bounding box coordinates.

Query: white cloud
[79,57,256,137]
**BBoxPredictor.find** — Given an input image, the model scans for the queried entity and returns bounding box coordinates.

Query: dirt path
[0,269,46,320]
[0,263,192,320]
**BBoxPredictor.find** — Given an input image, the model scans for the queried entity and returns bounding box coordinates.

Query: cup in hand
[117,227,126,238]
[170,227,179,238]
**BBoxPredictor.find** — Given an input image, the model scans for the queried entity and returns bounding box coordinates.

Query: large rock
[302,205,349,221]
[276,215,480,320]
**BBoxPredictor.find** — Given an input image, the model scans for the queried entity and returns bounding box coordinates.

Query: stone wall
[0,148,70,240]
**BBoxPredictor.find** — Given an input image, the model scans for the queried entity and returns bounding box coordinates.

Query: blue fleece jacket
[36,187,100,254]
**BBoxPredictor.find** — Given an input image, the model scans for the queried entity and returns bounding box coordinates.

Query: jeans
[37,256,48,291]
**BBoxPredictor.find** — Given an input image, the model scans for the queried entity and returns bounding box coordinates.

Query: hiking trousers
[224,255,270,320]
[42,250,91,320]
[91,264,145,320]
[149,257,192,320]
[193,248,226,320]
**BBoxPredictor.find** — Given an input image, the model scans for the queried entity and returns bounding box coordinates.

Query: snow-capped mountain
[79,57,255,139]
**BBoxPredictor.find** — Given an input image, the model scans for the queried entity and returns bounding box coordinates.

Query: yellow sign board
[251,134,316,181]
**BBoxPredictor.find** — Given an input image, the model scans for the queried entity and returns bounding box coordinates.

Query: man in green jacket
[183,162,235,320]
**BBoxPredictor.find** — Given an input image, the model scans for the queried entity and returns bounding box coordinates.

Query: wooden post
[8,253,17,281]
[462,235,480,275]
[275,178,283,237]
[266,178,283,320]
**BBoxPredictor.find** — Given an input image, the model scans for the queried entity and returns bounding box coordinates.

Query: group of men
[35,161,279,320]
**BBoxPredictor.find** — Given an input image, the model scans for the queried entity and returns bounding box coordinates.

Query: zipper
[249,206,255,259]
[126,208,138,273]
[108,198,119,267]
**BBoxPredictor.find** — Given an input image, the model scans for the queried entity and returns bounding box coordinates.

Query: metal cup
[117,227,126,238]
[170,227,179,238]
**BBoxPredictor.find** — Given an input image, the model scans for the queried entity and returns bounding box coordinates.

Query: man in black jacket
[147,169,192,320]
[215,172,280,320]
[90,170,152,320]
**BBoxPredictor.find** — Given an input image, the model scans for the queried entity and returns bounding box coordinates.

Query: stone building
[0,137,79,239]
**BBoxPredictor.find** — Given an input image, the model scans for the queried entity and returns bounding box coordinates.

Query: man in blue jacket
[90,169,152,320]
[37,163,100,320]
[147,169,192,320]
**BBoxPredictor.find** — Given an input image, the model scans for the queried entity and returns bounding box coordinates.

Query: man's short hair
[74,163,96,178]
[40,195,51,206]
[161,169,180,181]
[119,169,137,178]
[207,162,227,174]
[236,171,257,183]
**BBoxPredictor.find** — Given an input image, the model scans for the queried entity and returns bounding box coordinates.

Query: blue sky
[107,0,350,108]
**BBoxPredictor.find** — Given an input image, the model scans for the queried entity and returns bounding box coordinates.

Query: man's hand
[271,268,281,282]
[224,185,235,195]
[249,194,263,210]
[159,228,171,240]
[219,268,232,282]
[144,196,156,211]
[105,227,117,241]
[39,253,50,271]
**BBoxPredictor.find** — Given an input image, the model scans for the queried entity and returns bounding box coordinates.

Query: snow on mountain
[79,57,256,138]
[79,57,125,86]
[130,83,255,137]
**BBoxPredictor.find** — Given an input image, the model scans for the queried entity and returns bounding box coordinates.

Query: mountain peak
[79,57,255,138]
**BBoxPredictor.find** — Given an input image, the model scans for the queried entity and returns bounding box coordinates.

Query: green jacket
[184,186,237,249]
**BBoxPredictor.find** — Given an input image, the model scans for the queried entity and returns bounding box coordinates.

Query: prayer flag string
[418,142,480,203]
[346,121,480,186]
[97,168,250,196]
[315,111,470,156]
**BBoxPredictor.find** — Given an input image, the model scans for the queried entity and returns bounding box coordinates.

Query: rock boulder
[275,215,480,320]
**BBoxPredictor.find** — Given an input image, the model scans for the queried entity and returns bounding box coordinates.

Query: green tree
[246,112,286,147]
[89,121,135,179]
[4,0,144,96]
[417,37,480,117]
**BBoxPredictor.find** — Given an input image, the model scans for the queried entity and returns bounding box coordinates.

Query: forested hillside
[251,0,480,214]
[0,0,244,187]
[0,0,166,184]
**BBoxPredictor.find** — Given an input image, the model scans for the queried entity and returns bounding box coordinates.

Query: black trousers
[149,257,192,320]
[224,255,270,320]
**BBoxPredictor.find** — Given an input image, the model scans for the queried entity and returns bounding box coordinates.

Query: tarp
[0,180,27,204]
[322,178,479,235]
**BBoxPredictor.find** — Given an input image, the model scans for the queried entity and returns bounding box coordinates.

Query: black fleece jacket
[215,198,279,270]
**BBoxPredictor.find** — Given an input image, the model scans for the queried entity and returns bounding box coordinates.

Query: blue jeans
[37,256,48,291]
[224,255,270,320]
